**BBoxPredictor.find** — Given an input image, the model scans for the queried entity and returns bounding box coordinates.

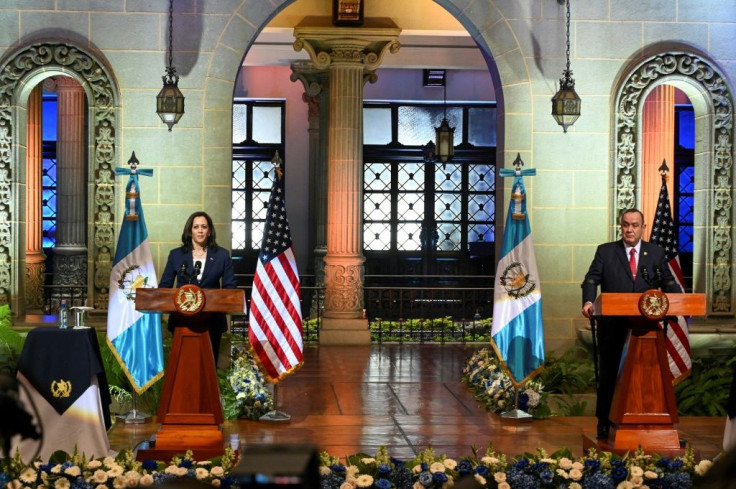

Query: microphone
[640,265,651,286]
[193,260,202,281]
[178,262,192,284]
[654,266,663,284]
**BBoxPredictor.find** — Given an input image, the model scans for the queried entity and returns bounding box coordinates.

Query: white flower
[212,480,221,487]
[571,462,584,471]
[124,470,141,485]
[412,464,423,474]
[211,466,225,478]
[569,468,583,481]
[347,466,360,478]
[112,475,127,489]
[319,466,332,476]
[164,465,178,475]
[443,459,457,470]
[556,469,569,479]
[7,480,22,489]
[50,466,62,475]
[644,471,658,479]
[480,456,498,465]
[493,472,506,482]
[106,465,124,478]
[630,476,644,486]
[92,470,108,483]
[195,468,210,480]
[361,458,375,465]
[95,486,107,489]
[53,478,70,489]
[569,483,583,489]
[64,466,81,477]
[87,461,102,470]
[413,482,424,489]
[429,462,446,473]
[340,482,354,489]
[630,466,644,478]
[176,467,189,477]
[139,474,154,486]
[498,483,510,489]
[19,468,37,484]
[103,457,116,469]
[695,460,713,476]
[473,474,486,486]
[617,482,634,489]
[355,474,373,487]
[559,457,573,470]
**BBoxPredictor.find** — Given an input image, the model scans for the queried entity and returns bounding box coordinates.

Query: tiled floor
[108,344,727,461]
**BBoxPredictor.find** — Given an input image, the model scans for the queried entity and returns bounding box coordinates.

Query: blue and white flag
[491,161,544,387]
[106,160,164,394]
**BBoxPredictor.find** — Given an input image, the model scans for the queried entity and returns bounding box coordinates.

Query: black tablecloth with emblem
[17,327,112,430]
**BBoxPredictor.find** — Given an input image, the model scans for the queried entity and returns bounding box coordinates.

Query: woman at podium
[160,211,237,359]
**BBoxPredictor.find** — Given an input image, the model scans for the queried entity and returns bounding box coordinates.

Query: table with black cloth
[11,327,112,461]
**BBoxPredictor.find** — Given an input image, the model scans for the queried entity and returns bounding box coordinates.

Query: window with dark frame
[231,99,286,275]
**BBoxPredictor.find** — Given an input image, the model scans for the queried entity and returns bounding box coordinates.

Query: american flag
[248,164,304,383]
[649,172,691,383]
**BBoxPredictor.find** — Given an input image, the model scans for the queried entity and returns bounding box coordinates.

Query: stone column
[290,61,329,318]
[25,84,46,311]
[53,76,87,288]
[294,17,400,344]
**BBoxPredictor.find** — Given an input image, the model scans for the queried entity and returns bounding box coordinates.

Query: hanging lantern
[156,0,185,131]
[551,0,580,133]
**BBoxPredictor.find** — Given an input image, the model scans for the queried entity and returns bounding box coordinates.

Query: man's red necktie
[629,248,637,280]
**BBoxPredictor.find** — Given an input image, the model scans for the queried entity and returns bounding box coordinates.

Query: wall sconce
[551,0,581,133]
[156,0,185,131]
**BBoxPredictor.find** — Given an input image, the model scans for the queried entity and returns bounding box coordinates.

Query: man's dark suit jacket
[159,245,237,334]
[582,239,680,304]
[582,238,681,425]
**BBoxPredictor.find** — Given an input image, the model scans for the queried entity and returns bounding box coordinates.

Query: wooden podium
[134,287,245,461]
[583,292,706,455]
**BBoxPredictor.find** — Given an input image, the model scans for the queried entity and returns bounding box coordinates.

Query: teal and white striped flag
[491,158,545,387]
[106,158,164,394]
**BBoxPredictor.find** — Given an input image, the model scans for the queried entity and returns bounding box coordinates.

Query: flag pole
[116,390,152,424]
[258,383,291,422]
[500,385,533,421]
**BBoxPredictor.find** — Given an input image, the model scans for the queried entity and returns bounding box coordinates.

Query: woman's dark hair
[181,211,218,250]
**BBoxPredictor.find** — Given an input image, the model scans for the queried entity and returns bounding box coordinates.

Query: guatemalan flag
[106,157,164,394]
[491,159,545,388]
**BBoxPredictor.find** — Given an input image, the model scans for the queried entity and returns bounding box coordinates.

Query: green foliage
[369,316,492,342]
[675,356,735,416]
[538,345,596,395]
[0,304,24,375]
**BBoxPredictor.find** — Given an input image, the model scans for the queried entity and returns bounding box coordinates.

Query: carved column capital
[293,16,401,72]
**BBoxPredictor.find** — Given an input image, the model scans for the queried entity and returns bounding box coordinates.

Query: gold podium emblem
[638,289,669,320]
[51,379,72,398]
[174,284,205,315]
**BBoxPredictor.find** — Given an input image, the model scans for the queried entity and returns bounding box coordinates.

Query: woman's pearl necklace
[193,248,207,259]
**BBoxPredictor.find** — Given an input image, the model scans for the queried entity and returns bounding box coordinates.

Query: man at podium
[581,208,682,440]
[159,211,237,360]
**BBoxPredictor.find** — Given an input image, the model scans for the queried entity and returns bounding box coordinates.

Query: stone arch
[0,42,119,312]
[612,51,734,314]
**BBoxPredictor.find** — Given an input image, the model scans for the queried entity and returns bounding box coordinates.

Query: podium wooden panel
[583,292,706,455]
[135,287,245,461]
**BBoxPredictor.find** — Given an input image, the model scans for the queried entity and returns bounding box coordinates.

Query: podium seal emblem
[174,284,206,315]
[638,289,669,320]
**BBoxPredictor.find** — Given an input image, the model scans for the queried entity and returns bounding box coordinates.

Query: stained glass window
[42,94,58,249]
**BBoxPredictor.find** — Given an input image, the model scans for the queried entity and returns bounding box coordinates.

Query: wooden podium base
[136,424,227,461]
[582,432,694,458]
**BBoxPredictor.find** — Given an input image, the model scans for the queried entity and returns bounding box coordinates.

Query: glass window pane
[42,98,57,141]
[397,193,423,221]
[233,104,247,143]
[364,107,392,144]
[364,193,391,221]
[398,163,424,192]
[365,162,391,191]
[435,193,461,221]
[253,160,274,189]
[252,106,282,143]
[468,164,494,192]
[364,223,391,251]
[232,160,246,188]
[468,224,494,243]
[398,106,463,146]
[232,221,246,250]
[232,191,247,220]
[437,223,461,251]
[397,222,422,251]
[253,191,270,219]
[468,107,496,146]
[251,221,265,249]
[436,163,462,192]
[468,194,494,222]
[679,166,694,194]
